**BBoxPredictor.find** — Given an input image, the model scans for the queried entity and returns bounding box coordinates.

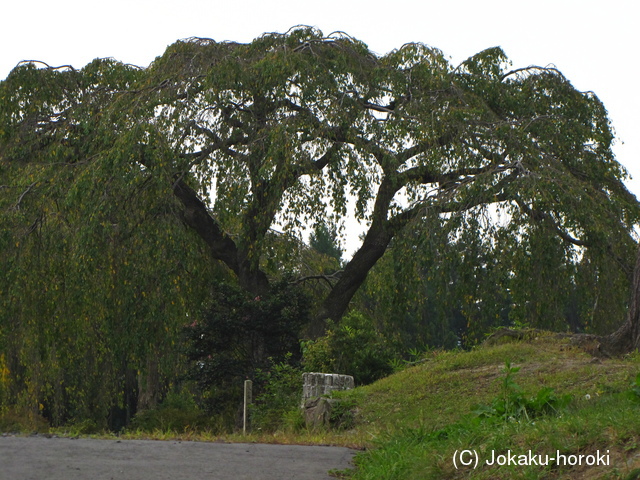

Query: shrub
[0,407,50,433]
[251,354,304,432]
[302,310,395,385]
[183,280,310,418]
[128,390,214,433]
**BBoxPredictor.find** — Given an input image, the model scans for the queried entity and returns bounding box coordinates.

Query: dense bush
[128,390,217,433]
[302,310,395,385]
[183,280,310,421]
[0,407,50,433]
[250,354,304,432]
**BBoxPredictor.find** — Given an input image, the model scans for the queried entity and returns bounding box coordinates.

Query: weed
[328,396,357,431]
[630,372,640,399]
[472,360,572,423]
[127,389,216,433]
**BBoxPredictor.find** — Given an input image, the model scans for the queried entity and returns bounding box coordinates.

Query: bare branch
[17,60,76,71]
[12,182,37,211]
[292,270,344,287]
[500,65,563,81]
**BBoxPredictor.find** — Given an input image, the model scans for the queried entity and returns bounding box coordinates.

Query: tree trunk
[600,245,640,355]
[307,174,405,334]
[137,356,160,411]
[309,228,393,334]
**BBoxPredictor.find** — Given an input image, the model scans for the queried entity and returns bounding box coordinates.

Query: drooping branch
[12,182,37,211]
[517,200,589,248]
[515,197,635,281]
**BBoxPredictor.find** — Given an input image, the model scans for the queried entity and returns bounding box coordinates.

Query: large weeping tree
[1,27,639,348]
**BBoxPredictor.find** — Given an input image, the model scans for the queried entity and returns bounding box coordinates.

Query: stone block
[302,372,355,402]
[303,397,335,429]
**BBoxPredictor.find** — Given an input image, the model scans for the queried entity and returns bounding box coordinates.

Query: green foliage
[472,360,572,422]
[0,144,212,425]
[63,419,103,436]
[183,280,310,417]
[629,372,640,399]
[251,354,304,432]
[351,395,640,480]
[302,311,395,385]
[309,222,343,266]
[344,338,640,479]
[1,26,638,434]
[128,390,215,433]
[0,407,49,433]
[0,57,218,429]
[357,212,512,350]
[571,249,632,335]
[358,200,634,349]
[328,395,358,431]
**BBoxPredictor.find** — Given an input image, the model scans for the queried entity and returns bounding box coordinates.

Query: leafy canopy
[1,28,639,425]
[2,28,636,300]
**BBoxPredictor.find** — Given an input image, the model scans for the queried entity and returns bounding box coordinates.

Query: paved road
[0,436,355,480]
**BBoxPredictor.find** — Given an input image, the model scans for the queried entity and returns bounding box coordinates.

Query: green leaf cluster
[302,310,395,385]
[182,280,309,418]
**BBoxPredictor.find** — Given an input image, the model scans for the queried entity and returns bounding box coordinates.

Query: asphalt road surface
[0,435,356,480]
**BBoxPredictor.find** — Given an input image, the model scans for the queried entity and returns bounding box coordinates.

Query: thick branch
[396,133,454,164]
[312,175,400,329]
[312,168,519,331]
[171,177,239,271]
[171,175,270,295]
[314,224,394,330]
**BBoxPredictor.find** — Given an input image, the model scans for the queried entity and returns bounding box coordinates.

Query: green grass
[336,333,640,479]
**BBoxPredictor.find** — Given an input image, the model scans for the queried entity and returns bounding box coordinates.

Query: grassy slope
[336,332,640,479]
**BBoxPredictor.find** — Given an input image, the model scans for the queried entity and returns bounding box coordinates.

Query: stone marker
[302,373,355,402]
[302,373,355,429]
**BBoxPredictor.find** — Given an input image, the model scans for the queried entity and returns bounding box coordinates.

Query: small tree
[309,222,343,265]
[183,280,309,415]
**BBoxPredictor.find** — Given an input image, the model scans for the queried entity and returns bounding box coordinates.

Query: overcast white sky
[2,0,638,208]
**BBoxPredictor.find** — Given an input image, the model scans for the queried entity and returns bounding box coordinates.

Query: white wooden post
[243,379,252,434]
